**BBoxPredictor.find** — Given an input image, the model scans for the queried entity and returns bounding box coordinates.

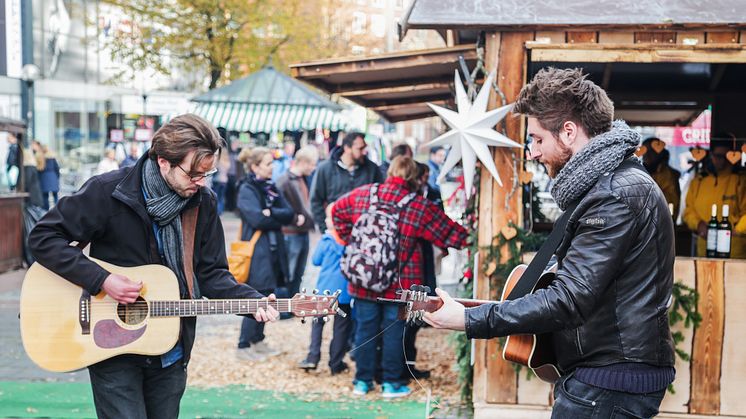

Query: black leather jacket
[465,158,676,372]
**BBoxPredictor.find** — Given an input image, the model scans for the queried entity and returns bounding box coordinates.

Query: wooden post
[473,30,533,406]
[690,259,725,415]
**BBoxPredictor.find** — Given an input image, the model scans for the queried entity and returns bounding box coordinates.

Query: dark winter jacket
[236,175,295,291]
[276,170,315,234]
[39,157,60,193]
[465,157,676,373]
[310,147,383,232]
[28,153,265,366]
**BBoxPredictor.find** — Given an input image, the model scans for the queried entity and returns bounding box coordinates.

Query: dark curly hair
[514,67,614,138]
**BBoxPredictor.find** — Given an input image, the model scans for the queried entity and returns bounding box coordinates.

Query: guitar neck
[451,297,494,308]
[149,299,293,317]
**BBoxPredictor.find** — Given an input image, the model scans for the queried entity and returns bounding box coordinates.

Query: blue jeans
[212,182,227,215]
[283,233,309,296]
[353,299,405,385]
[552,372,666,418]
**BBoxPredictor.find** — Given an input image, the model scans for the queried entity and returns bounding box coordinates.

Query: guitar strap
[181,205,200,298]
[505,158,644,301]
[505,199,578,300]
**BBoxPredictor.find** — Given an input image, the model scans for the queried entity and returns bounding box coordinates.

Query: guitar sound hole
[117,297,148,325]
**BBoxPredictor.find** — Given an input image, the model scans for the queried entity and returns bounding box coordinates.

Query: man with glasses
[29,114,278,419]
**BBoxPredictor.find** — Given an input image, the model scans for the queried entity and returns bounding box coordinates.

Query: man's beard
[545,143,573,178]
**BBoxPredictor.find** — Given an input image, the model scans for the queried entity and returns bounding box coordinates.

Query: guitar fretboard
[149,299,293,317]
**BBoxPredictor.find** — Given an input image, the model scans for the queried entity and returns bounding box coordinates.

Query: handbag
[227,221,261,284]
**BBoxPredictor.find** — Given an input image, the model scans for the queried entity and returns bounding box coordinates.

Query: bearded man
[424,68,676,418]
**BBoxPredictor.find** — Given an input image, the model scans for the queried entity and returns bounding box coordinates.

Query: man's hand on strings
[423,288,466,331]
[102,273,143,304]
[254,293,280,322]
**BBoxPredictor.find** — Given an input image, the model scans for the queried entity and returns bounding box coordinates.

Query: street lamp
[20,63,41,143]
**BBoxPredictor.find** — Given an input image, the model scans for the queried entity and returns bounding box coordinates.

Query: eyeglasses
[172,164,218,182]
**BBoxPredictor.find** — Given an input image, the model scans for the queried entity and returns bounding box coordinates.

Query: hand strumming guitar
[102,273,143,304]
[423,288,466,331]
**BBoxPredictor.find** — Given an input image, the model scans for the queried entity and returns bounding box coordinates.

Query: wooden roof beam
[340,82,451,98]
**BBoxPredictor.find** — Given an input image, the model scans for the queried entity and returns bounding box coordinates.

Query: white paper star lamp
[426,70,522,198]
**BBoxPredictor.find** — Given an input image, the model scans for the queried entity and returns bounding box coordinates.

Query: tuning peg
[336,307,347,318]
[300,318,306,324]
[422,285,431,294]
[323,290,331,296]
[301,288,307,294]
[333,289,341,297]
[312,289,319,295]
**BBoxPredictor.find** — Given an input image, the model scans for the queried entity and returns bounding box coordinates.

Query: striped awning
[188,102,347,133]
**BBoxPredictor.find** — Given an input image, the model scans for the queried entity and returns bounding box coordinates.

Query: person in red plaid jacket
[332,155,469,397]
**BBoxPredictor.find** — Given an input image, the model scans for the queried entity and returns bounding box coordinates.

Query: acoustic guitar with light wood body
[20,258,341,372]
[378,263,560,383]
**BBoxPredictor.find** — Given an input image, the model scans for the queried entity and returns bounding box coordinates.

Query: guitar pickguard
[93,319,146,349]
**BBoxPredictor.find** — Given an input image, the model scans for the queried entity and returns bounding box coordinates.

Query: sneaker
[352,381,371,396]
[236,348,266,362]
[251,341,280,357]
[381,382,411,398]
[297,360,318,370]
[330,362,349,375]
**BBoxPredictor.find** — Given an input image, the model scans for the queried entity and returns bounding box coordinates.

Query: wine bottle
[716,204,732,259]
[706,204,718,258]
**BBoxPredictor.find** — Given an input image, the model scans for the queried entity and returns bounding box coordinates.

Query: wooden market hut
[292,1,746,417]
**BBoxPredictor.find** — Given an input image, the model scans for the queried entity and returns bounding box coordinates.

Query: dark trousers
[403,323,420,364]
[552,372,666,419]
[42,191,58,210]
[283,233,309,297]
[88,356,187,419]
[238,288,273,348]
[304,303,353,370]
[353,299,405,385]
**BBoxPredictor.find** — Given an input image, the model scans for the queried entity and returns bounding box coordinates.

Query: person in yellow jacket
[642,137,681,219]
[683,141,746,259]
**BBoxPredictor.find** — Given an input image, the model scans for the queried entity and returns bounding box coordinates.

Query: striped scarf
[141,158,193,296]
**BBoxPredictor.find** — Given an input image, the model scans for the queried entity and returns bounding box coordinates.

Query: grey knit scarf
[142,158,193,295]
[551,120,641,210]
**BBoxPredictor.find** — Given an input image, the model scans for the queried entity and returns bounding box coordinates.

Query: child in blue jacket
[298,204,353,374]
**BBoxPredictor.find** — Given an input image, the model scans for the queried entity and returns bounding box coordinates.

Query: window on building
[370,14,386,38]
[352,12,366,35]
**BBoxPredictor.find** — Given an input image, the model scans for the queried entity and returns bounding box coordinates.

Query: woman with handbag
[235,147,294,361]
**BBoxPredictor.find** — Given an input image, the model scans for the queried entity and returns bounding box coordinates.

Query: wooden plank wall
[659,259,695,413]
[0,196,24,273]
[718,261,746,416]
[474,30,535,405]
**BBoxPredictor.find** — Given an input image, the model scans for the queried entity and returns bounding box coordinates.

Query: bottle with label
[716,204,732,259]
[706,204,719,258]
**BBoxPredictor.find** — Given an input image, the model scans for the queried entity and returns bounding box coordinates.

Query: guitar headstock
[289,289,344,320]
[377,285,442,324]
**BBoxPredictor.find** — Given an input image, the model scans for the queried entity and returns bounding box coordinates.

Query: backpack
[340,184,416,293]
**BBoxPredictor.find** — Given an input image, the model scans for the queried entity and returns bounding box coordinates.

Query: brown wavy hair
[514,67,614,138]
[148,114,224,171]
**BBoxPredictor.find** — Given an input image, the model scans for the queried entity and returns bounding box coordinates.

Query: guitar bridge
[79,291,91,335]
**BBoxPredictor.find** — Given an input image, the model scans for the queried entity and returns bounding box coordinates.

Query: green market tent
[184,66,347,133]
